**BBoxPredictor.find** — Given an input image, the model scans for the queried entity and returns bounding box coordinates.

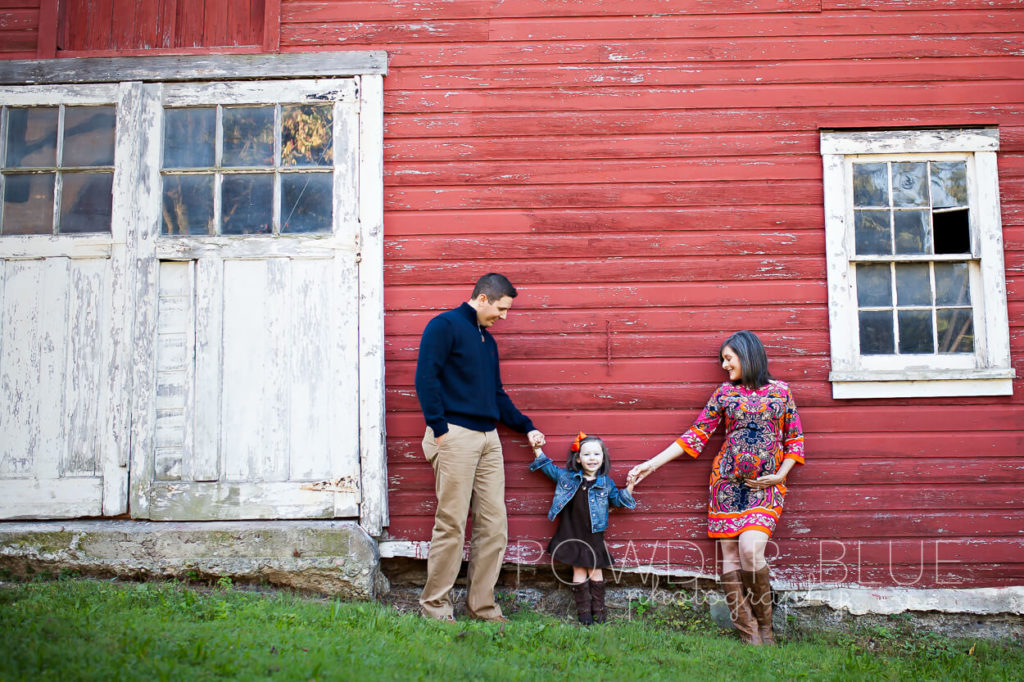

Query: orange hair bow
[570,431,588,452]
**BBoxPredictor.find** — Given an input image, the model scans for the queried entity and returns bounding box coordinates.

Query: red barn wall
[4,0,1024,588]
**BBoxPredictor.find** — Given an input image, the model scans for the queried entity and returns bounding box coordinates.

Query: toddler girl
[530,432,636,624]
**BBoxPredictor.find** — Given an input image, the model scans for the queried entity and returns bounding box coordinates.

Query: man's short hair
[472,273,517,302]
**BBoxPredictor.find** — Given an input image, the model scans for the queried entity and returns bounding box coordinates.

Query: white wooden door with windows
[130,79,363,520]
[0,83,136,518]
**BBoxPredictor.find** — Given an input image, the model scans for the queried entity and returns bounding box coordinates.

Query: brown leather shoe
[720,570,760,644]
[742,566,776,645]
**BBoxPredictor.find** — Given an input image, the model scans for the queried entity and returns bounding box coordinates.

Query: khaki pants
[419,424,506,620]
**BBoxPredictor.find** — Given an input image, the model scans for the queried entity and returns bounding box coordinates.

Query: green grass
[1,578,1020,681]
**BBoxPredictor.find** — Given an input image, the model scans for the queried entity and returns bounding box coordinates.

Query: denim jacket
[529,453,636,533]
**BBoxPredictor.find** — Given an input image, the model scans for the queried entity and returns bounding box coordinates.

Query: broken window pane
[281,104,333,167]
[898,309,934,354]
[892,162,928,207]
[854,209,891,255]
[894,209,930,255]
[930,161,967,208]
[853,163,888,207]
[162,174,214,235]
[281,173,332,233]
[6,107,58,168]
[859,310,894,355]
[933,208,970,254]
[59,172,113,233]
[856,264,892,307]
[934,262,971,306]
[2,173,54,234]
[63,106,116,167]
[222,106,274,168]
[221,174,273,234]
[936,308,974,353]
[895,263,932,307]
[163,108,215,169]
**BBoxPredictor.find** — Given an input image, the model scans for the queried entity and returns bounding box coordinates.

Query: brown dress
[546,479,614,569]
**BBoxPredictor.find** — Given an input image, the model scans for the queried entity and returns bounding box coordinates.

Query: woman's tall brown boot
[589,580,607,624]
[570,580,593,625]
[720,570,760,644]
[742,566,776,645]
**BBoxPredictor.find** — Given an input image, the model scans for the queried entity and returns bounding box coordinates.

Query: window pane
[223,107,274,167]
[930,161,967,209]
[898,310,934,354]
[854,209,891,255]
[162,174,214,235]
[59,172,113,233]
[892,162,928,207]
[934,262,971,306]
[856,263,892,307]
[63,106,116,167]
[281,173,332,233]
[163,108,215,169]
[222,174,273,234]
[853,163,888,207]
[895,263,932,307]
[6,107,58,168]
[2,173,54,234]
[937,309,974,353]
[281,104,333,167]
[859,310,894,355]
[893,210,930,255]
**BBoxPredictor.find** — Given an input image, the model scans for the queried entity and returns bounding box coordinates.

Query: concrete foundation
[0,520,386,599]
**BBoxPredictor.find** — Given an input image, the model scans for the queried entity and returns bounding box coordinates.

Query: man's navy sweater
[415,302,535,438]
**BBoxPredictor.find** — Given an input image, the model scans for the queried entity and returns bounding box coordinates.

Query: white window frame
[821,128,1014,399]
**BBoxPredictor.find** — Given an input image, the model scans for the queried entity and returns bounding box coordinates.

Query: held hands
[527,430,545,449]
[626,461,656,493]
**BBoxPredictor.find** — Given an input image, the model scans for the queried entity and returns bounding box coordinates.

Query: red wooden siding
[1,1,1023,588]
[279,0,1023,589]
[55,0,266,54]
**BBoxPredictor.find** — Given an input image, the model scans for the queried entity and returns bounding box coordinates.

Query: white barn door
[0,84,136,518]
[130,80,363,520]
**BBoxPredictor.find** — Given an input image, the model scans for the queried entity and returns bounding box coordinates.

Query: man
[415,273,545,622]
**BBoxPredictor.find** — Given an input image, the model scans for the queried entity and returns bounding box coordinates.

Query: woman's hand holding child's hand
[627,462,655,490]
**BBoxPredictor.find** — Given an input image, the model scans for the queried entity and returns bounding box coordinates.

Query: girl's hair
[720,330,773,390]
[566,435,611,477]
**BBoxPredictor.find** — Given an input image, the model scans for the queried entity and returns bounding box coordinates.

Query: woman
[627,330,804,645]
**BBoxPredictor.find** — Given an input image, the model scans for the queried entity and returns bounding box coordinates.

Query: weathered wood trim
[128,83,166,519]
[0,240,114,260]
[0,83,120,105]
[0,52,388,86]
[36,0,60,59]
[263,0,283,53]
[820,128,999,155]
[145,482,359,520]
[102,81,143,513]
[357,74,387,537]
[0,479,104,519]
[162,78,358,105]
[154,238,352,261]
[832,378,1014,399]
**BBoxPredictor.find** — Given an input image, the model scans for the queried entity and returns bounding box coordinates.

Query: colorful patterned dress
[677,380,805,538]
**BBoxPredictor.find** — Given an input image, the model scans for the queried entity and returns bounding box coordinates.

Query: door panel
[132,78,363,520]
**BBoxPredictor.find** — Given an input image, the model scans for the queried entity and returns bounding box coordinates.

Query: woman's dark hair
[720,330,773,390]
[566,436,610,477]
[472,273,517,302]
